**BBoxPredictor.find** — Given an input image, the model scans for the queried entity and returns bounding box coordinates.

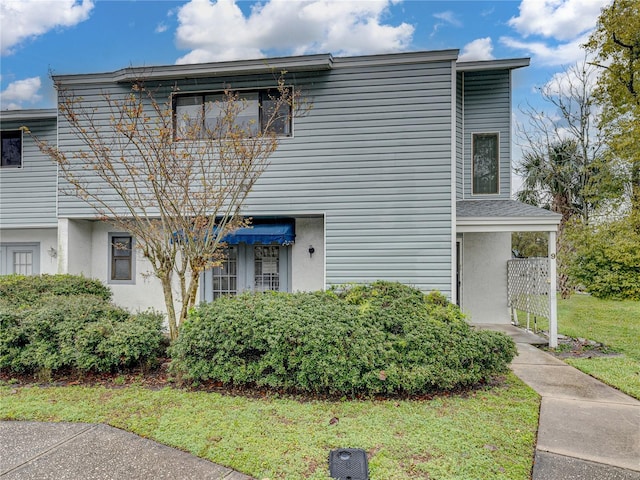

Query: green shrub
[0,276,164,376]
[170,282,516,395]
[566,215,640,300]
[0,274,112,307]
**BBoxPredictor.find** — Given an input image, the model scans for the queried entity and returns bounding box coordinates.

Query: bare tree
[31,73,308,339]
[516,60,619,226]
[516,60,622,297]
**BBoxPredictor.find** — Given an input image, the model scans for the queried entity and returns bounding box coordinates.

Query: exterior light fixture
[308,245,315,257]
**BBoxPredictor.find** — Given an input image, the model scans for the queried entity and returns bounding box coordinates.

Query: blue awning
[222,223,295,245]
[173,222,295,245]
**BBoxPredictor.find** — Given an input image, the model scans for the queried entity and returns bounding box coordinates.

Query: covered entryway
[456,200,561,347]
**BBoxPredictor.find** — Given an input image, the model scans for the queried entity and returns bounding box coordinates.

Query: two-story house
[0,49,561,333]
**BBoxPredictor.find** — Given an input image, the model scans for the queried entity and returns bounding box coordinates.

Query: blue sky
[0,0,609,112]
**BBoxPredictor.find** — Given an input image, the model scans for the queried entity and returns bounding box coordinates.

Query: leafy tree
[517,140,589,225]
[586,0,640,215]
[565,212,640,300]
[511,232,548,259]
[32,74,307,339]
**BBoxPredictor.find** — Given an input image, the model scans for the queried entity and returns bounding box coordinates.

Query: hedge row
[1,276,516,395]
[170,281,516,395]
[0,275,164,376]
[0,274,112,306]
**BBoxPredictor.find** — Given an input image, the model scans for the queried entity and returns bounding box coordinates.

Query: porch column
[548,230,558,348]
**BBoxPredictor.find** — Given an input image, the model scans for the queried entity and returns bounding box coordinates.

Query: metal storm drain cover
[328,448,369,480]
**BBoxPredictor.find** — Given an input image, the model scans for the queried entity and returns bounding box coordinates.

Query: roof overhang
[456,199,561,232]
[53,54,334,85]
[0,109,57,121]
[457,217,560,233]
[456,57,530,72]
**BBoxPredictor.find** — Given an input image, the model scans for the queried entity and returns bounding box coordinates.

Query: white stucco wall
[57,219,167,314]
[58,215,326,316]
[58,218,93,276]
[291,216,325,292]
[90,222,167,313]
[0,228,58,274]
[461,231,511,323]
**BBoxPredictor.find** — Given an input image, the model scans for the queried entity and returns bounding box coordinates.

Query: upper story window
[174,89,291,140]
[1,130,22,168]
[472,133,499,195]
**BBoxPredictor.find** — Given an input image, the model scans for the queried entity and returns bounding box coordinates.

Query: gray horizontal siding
[456,72,464,200]
[463,69,512,199]
[0,117,57,227]
[56,57,455,294]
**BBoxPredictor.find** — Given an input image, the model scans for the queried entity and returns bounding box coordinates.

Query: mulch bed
[541,335,623,359]
[0,360,508,402]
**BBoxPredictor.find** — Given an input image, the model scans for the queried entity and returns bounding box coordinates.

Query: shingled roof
[457,199,561,219]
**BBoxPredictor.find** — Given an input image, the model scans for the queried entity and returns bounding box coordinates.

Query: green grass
[1,374,539,479]
[537,295,640,399]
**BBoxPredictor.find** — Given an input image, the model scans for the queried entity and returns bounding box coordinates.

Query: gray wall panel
[55,56,457,294]
[0,117,57,227]
[463,69,512,199]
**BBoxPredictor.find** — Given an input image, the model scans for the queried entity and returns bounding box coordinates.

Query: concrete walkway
[483,324,640,480]
[0,421,253,479]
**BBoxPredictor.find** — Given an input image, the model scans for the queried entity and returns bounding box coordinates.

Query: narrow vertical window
[1,130,22,168]
[211,246,238,299]
[254,245,280,292]
[472,133,499,194]
[110,235,134,282]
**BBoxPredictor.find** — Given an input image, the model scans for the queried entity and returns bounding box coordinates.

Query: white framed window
[211,246,238,300]
[174,89,292,140]
[0,243,40,275]
[108,233,135,284]
[472,132,500,195]
[1,130,23,168]
[202,244,290,302]
[254,245,280,293]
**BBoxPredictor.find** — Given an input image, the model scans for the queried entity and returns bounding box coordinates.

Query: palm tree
[516,140,588,298]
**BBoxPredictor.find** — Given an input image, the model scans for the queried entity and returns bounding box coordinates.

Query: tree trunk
[159,274,179,340]
[177,272,200,329]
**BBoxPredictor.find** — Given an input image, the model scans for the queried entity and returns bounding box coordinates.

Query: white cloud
[0,77,42,110]
[0,0,94,55]
[430,10,461,37]
[508,0,609,41]
[433,11,462,28]
[458,37,494,62]
[500,32,592,66]
[542,56,599,98]
[156,22,169,34]
[174,0,414,64]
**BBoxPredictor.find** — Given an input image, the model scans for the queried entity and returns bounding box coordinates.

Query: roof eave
[0,108,57,121]
[53,54,335,85]
[456,57,530,72]
[457,216,561,233]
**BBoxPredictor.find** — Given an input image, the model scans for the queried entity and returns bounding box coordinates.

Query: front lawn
[0,374,539,479]
[540,295,640,399]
